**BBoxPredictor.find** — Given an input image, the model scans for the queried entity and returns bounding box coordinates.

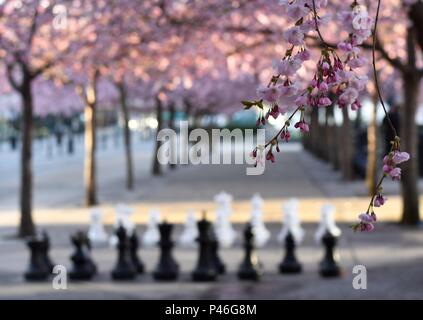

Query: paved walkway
[1,139,422,227]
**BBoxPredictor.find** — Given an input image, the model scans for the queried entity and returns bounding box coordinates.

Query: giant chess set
[24,192,343,282]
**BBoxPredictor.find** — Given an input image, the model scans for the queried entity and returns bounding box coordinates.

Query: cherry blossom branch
[371,0,398,138]
[264,106,301,148]
[353,0,410,232]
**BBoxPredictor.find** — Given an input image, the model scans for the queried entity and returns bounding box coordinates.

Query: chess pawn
[69,231,97,280]
[24,236,50,281]
[178,211,198,248]
[192,214,217,282]
[214,191,237,248]
[41,231,55,273]
[250,194,270,248]
[114,204,135,233]
[278,232,302,274]
[277,198,304,244]
[153,222,179,281]
[129,231,145,274]
[142,209,161,248]
[237,223,262,281]
[111,226,137,280]
[319,230,342,277]
[210,227,226,275]
[314,204,341,244]
[88,208,108,246]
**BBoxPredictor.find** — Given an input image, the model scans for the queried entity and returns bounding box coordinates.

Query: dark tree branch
[6,63,22,91]
[27,2,40,49]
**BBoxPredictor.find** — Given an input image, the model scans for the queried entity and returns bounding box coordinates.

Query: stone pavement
[1,223,423,299]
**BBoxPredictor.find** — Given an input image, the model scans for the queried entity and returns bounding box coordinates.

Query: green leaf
[241,100,254,109]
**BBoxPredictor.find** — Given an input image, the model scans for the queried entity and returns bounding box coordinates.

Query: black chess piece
[41,231,55,273]
[279,232,302,274]
[111,226,137,280]
[129,231,145,274]
[210,227,225,275]
[153,222,179,281]
[24,236,50,281]
[192,214,217,282]
[319,230,342,277]
[69,231,97,280]
[237,223,262,281]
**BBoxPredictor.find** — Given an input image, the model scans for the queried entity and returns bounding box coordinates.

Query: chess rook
[41,231,55,273]
[24,236,50,281]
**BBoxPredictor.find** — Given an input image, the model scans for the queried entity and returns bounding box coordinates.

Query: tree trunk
[152,97,163,176]
[339,106,354,180]
[309,107,319,156]
[168,103,177,170]
[326,104,338,170]
[366,96,378,196]
[84,97,97,206]
[400,72,420,225]
[117,82,134,190]
[19,79,36,237]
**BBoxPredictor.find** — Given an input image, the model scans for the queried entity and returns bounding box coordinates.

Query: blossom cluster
[243,0,411,232]
[246,0,373,165]
[353,147,410,232]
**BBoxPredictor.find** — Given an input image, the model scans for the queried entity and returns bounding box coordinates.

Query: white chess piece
[114,203,135,232]
[178,210,198,248]
[214,191,237,248]
[142,208,161,247]
[250,193,270,247]
[88,208,108,246]
[109,203,135,247]
[277,198,305,244]
[314,204,341,243]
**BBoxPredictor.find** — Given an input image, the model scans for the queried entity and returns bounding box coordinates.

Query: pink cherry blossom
[278,83,299,97]
[284,26,305,46]
[374,194,387,207]
[339,87,359,106]
[318,97,332,107]
[294,120,309,133]
[295,95,308,106]
[286,3,309,21]
[275,58,302,76]
[257,86,279,103]
[296,49,311,61]
[392,151,410,165]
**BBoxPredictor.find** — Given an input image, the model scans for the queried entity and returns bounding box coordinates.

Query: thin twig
[311,0,329,49]
[372,0,398,137]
